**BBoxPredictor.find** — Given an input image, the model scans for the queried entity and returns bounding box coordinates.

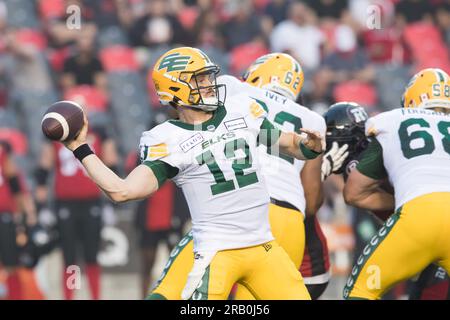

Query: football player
[323,101,450,300]
[0,140,37,299]
[147,52,328,300]
[60,47,324,300]
[35,122,119,300]
[343,68,450,299]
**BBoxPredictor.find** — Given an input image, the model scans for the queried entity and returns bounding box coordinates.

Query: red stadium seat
[404,22,450,73]
[229,42,269,76]
[177,6,199,30]
[39,0,65,22]
[14,29,47,51]
[0,128,28,156]
[99,46,139,72]
[47,47,71,72]
[64,85,109,113]
[333,81,377,107]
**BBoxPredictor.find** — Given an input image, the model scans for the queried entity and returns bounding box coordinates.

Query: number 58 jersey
[361,108,450,209]
[139,94,278,252]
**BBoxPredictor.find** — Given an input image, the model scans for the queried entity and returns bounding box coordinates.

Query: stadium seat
[100,46,139,73]
[5,0,39,29]
[47,47,71,72]
[63,85,109,113]
[177,6,199,30]
[0,108,19,129]
[404,22,450,74]
[229,42,269,76]
[333,81,377,107]
[374,65,410,110]
[38,0,65,22]
[107,73,151,154]
[98,26,129,49]
[14,29,48,51]
[17,90,59,159]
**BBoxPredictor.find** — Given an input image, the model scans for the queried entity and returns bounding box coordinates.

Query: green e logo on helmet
[158,53,191,72]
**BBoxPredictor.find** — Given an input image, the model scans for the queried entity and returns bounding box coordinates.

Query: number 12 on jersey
[196,138,259,195]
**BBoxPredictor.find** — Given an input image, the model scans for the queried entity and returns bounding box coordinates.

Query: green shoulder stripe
[143,160,179,187]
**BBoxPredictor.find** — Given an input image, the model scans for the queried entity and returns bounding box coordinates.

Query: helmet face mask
[324,102,369,174]
[181,66,226,112]
[152,47,226,112]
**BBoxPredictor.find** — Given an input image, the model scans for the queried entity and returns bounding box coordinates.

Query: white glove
[321,142,349,181]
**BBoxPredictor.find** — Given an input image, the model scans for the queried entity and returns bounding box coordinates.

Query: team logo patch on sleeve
[250,102,266,119]
[144,143,169,160]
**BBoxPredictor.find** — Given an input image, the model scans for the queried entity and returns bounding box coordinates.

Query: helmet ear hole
[169,87,180,92]
[251,77,259,84]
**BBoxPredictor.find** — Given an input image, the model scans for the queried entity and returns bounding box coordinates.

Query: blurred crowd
[0,0,449,300]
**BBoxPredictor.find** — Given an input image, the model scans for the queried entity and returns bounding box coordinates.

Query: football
[41,100,84,142]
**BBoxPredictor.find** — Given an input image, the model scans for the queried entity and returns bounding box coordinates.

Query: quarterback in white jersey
[343,68,450,299]
[60,47,324,300]
[139,92,276,253]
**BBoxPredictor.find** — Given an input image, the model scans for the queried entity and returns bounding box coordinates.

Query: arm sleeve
[142,160,179,188]
[356,138,388,180]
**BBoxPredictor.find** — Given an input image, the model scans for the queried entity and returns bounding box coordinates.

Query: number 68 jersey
[139,94,279,252]
[360,108,450,210]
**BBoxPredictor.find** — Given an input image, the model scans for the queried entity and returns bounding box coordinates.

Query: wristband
[73,144,94,162]
[300,143,321,160]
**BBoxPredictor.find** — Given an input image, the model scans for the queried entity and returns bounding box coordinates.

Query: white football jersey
[365,108,450,209]
[218,75,326,213]
[139,93,274,252]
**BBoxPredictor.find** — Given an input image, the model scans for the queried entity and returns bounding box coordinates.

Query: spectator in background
[395,0,434,26]
[270,1,325,71]
[60,34,107,94]
[313,24,375,103]
[89,0,134,30]
[46,0,97,48]
[361,0,410,65]
[305,0,348,21]
[128,0,190,48]
[435,2,450,46]
[264,0,291,26]
[221,0,264,50]
[193,9,226,50]
[35,123,119,300]
[0,30,53,93]
[0,141,37,300]
[193,10,229,73]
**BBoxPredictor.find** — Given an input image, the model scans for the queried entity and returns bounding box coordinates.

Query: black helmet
[323,102,369,173]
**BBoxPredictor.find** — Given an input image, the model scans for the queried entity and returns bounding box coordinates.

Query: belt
[270,198,300,212]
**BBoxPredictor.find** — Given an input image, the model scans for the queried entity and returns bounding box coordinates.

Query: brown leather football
[41,101,84,142]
